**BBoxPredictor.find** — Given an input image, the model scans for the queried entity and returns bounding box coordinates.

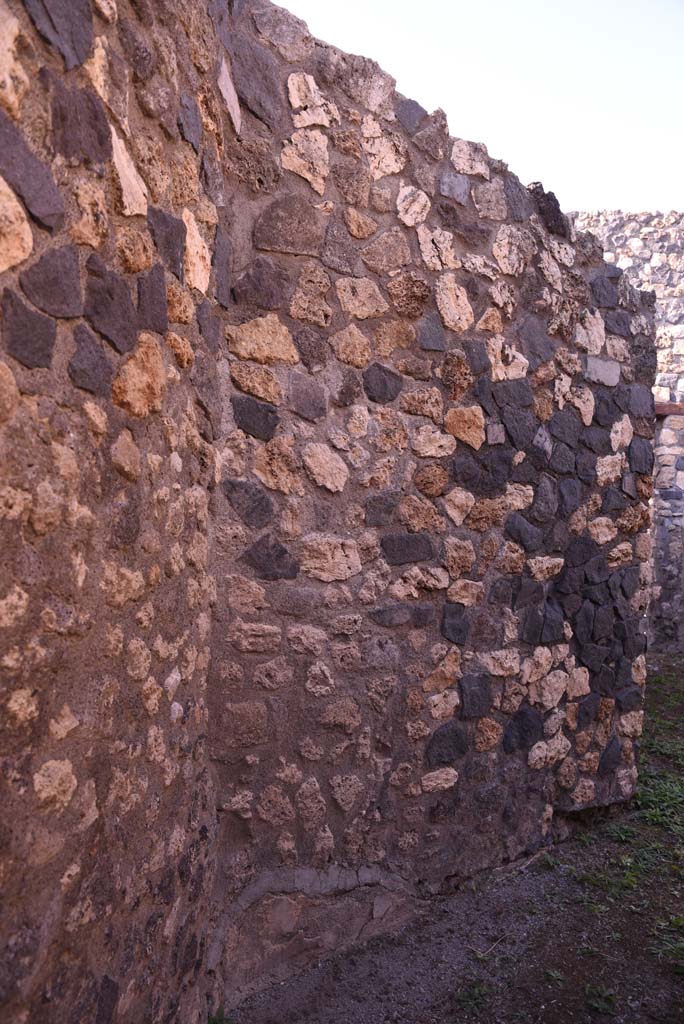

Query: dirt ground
[224,660,684,1024]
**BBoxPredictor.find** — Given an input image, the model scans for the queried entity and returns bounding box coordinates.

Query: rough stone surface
[0,176,32,274]
[0,8,656,1024]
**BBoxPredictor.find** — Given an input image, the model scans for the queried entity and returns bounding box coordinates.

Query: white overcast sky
[281,0,683,214]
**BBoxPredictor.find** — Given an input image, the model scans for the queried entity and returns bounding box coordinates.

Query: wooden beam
[655,402,684,417]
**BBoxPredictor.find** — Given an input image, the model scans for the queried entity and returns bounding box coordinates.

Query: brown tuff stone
[336,277,389,319]
[387,272,431,319]
[444,406,486,449]
[165,331,194,368]
[414,463,449,498]
[230,362,281,404]
[0,175,32,273]
[228,314,299,365]
[112,332,166,417]
[361,227,411,275]
[289,260,332,326]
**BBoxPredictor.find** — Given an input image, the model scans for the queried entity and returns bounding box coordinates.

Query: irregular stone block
[1,287,55,368]
[20,245,82,318]
[0,109,64,230]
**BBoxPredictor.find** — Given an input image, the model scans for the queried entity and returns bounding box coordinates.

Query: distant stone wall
[575,212,683,649]
[1,2,655,1021]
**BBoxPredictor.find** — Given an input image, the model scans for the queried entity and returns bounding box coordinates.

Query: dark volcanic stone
[372,603,432,629]
[381,531,433,565]
[520,605,543,645]
[289,374,327,421]
[244,533,299,580]
[452,448,513,498]
[594,389,620,427]
[549,442,575,474]
[585,555,610,585]
[503,705,543,753]
[213,226,232,308]
[598,735,621,776]
[577,642,611,672]
[549,409,581,447]
[365,492,399,527]
[178,93,202,152]
[148,207,186,281]
[463,339,490,376]
[528,182,570,238]
[441,603,469,645]
[566,536,599,567]
[226,32,283,130]
[502,407,537,450]
[581,425,611,454]
[574,601,595,644]
[578,693,601,730]
[529,476,558,524]
[459,673,491,718]
[540,602,564,643]
[363,362,404,405]
[558,479,582,515]
[48,77,111,165]
[514,578,544,610]
[84,255,137,354]
[593,605,615,641]
[295,327,329,372]
[334,369,362,407]
[576,452,597,484]
[417,312,446,351]
[396,97,427,134]
[492,379,534,408]
[233,256,291,310]
[254,195,325,256]
[504,176,534,221]
[201,140,226,207]
[231,395,279,441]
[505,512,543,552]
[25,0,92,69]
[628,437,654,475]
[197,299,221,355]
[473,376,496,415]
[2,288,56,369]
[605,309,631,338]
[621,566,640,599]
[628,384,654,418]
[222,478,273,529]
[0,109,65,231]
[590,272,619,309]
[137,264,168,334]
[369,604,413,628]
[96,975,120,1024]
[615,687,642,713]
[436,201,490,247]
[68,323,113,396]
[20,245,82,317]
[426,720,468,767]
[515,316,554,370]
[322,220,358,275]
[110,492,141,550]
[118,18,156,81]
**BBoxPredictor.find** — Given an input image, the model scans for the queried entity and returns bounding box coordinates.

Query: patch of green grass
[636,767,684,838]
[650,915,684,975]
[208,1011,236,1024]
[544,967,565,985]
[584,983,617,1015]
[453,981,492,1012]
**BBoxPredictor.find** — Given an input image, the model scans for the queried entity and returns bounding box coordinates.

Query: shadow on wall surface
[0,1,655,1021]
[576,212,684,653]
